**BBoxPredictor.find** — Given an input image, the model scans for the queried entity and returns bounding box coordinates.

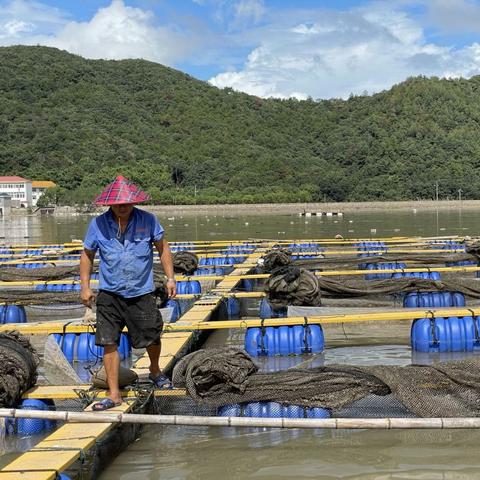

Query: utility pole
[435,181,439,201]
[458,189,463,202]
[194,184,197,205]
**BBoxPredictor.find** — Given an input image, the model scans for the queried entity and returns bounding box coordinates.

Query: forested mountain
[0,45,479,204]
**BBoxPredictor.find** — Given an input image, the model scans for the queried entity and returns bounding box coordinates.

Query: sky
[1,0,480,99]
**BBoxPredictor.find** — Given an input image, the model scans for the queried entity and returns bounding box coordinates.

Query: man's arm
[80,248,96,307]
[154,238,176,298]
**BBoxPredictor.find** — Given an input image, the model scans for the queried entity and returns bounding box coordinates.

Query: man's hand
[166,278,177,298]
[81,286,96,307]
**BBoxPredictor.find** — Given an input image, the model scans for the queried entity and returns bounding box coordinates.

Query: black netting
[171,346,480,418]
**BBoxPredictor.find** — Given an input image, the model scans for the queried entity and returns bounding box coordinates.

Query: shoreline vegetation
[6,47,480,206]
[144,199,480,215]
[45,199,480,217]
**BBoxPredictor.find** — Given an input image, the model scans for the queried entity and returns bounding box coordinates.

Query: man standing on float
[80,175,176,411]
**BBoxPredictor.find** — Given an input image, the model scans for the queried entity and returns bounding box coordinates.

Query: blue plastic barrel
[16,398,56,435]
[245,324,324,356]
[53,333,130,361]
[392,271,441,280]
[218,401,330,419]
[0,305,27,324]
[177,280,202,295]
[403,291,465,308]
[446,260,476,267]
[119,334,132,359]
[259,298,287,319]
[411,315,480,352]
[226,297,240,319]
[165,299,181,322]
[364,262,407,280]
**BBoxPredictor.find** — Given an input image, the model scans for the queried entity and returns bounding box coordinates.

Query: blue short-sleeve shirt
[83,207,164,298]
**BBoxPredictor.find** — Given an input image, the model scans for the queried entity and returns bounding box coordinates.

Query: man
[80,175,176,411]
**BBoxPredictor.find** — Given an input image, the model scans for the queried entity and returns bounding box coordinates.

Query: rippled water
[0,206,477,244]
[3,208,480,479]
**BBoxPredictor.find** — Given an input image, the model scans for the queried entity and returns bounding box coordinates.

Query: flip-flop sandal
[92,398,122,411]
[149,373,173,389]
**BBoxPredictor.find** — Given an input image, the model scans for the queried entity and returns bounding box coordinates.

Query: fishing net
[172,346,480,418]
[172,251,199,275]
[265,266,321,309]
[0,265,80,281]
[292,252,477,270]
[264,264,480,307]
[261,249,292,272]
[0,331,38,407]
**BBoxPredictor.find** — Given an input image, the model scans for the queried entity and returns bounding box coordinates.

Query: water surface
[3,208,479,480]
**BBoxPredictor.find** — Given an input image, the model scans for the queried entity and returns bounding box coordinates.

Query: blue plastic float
[0,305,27,324]
[7,398,56,435]
[245,324,324,356]
[364,262,407,280]
[411,315,480,352]
[403,291,465,308]
[176,280,201,295]
[259,298,287,319]
[51,333,131,361]
[218,401,330,419]
[392,271,441,280]
[165,299,181,323]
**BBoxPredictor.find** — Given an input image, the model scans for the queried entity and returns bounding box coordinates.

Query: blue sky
[1,0,480,99]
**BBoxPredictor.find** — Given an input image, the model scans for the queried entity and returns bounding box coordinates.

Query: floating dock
[0,235,476,478]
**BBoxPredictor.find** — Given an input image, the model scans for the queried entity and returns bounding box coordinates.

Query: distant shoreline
[46,200,480,216]
[141,200,480,216]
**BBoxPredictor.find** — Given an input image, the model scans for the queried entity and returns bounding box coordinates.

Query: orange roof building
[32,181,56,189]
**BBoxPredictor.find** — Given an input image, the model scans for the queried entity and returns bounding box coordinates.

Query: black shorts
[95,290,163,349]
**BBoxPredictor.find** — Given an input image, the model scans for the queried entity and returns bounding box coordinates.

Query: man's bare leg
[103,344,122,404]
[146,342,161,377]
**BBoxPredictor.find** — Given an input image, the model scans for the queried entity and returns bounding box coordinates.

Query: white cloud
[1,19,33,37]
[425,0,480,33]
[0,0,196,64]
[209,3,480,99]
[234,0,265,24]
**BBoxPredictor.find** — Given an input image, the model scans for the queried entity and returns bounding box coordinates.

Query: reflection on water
[1,207,479,245]
[100,340,480,480]
[101,426,480,480]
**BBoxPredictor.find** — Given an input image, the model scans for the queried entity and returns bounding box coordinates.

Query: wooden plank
[22,385,186,399]
[0,402,132,478]
[0,473,55,479]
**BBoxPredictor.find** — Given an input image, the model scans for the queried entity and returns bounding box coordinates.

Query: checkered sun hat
[93,176,151,206]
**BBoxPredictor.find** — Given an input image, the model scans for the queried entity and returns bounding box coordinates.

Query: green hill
[0,45,479,204]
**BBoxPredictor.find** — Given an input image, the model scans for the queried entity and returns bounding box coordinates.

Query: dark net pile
[265,266,322,308]
[0,330,38,407]
[292,252,478,270]
[172,251,199,275]
[264,265,480,308]
[172,347,480,418]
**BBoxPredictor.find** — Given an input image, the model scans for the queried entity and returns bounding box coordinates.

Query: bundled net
[265,266,321,308]
[259,245,480,272]
[172,251,199,275]
[264,265,480,308]
[0,330,38,407]
[172,346,480,418]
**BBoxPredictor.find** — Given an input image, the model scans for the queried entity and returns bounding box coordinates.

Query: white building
[0,176,32,208]
[32,180,56,207]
